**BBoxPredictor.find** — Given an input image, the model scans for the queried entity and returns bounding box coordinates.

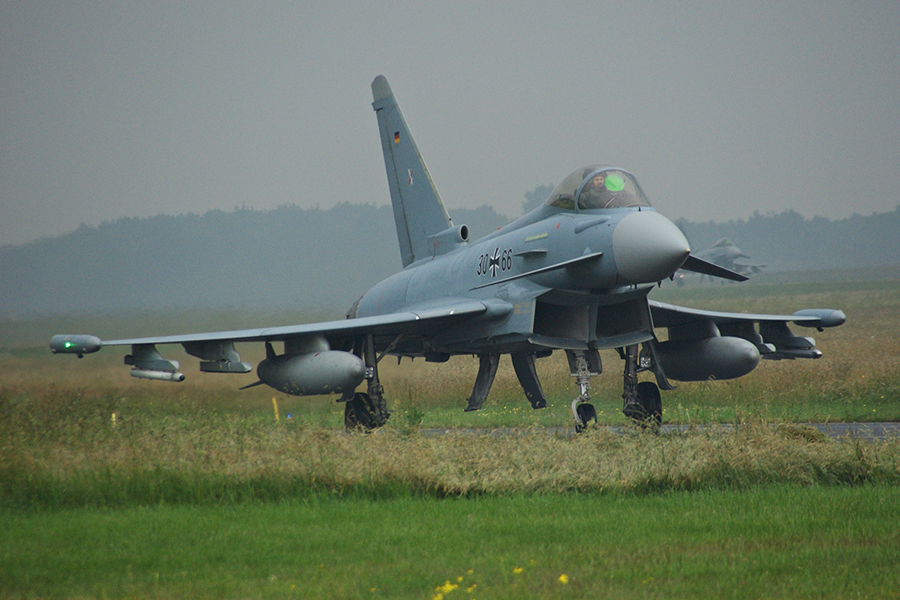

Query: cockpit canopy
[545,165,651,211]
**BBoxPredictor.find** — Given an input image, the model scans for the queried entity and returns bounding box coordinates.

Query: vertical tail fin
[372,76,464,267]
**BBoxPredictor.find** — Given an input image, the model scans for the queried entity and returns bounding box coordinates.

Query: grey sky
[2,1,898,247]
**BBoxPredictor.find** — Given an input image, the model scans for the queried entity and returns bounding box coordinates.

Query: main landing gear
[342,334,391,431]
[620,344,663,428]
[341,339,663,432]
[569,344,663,432]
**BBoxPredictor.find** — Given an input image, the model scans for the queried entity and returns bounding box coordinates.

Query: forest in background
[2,201,898,316]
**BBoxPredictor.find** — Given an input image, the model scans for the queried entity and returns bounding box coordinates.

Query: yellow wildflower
[558,574,569,585]
[438,581,458,594]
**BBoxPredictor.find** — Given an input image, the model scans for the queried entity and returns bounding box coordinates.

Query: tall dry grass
[4,390,899,508]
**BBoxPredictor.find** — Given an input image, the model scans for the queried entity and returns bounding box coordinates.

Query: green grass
[2,487,899,599]
[4,407,900,514]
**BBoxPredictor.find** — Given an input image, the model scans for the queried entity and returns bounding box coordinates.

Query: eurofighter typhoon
[51,76,846,431]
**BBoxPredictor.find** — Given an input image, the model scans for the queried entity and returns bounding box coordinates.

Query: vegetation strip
[3,487,899,598]
[4,416,900,508]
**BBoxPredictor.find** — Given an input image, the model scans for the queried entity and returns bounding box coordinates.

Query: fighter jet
[50,76,845,431]
[675,238,765,285]
[696,238,766,275]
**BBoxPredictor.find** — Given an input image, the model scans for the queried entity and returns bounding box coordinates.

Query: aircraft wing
[50,301,489,358]
[648,300,846,360]
[649,301,845,329]
[108,302,486,347]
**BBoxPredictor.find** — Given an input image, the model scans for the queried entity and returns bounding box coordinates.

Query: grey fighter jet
[50,76,845,430]
[695,238,766,277]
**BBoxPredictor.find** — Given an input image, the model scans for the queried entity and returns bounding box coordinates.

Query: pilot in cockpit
[578,172,613,209]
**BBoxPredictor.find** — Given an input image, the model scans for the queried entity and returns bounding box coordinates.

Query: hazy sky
[2,1,898,247]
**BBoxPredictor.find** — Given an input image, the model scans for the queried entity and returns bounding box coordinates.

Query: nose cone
[612,211,690,284]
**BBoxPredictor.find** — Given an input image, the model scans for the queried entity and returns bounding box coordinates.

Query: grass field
[3,487,899,599]
[1,271,899,598]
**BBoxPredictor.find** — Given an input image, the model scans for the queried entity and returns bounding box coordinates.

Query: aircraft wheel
[635,381,662,428]
[344,392,379,431]
[575,403,597,433]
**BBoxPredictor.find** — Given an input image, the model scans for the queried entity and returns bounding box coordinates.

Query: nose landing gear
[569,344,664,433]
[566,349,602,432]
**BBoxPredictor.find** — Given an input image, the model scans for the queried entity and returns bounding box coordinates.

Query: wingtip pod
[792,309,846,329]
[49,334,102,356]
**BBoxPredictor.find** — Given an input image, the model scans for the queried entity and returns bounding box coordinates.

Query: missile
[130,369,186,382]
[257,350,366,396]
[655,336,760,381]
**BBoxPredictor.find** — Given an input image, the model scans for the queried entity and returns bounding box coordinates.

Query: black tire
[344,392,379,431]
[575,403,597,433]
[636,381,662,428]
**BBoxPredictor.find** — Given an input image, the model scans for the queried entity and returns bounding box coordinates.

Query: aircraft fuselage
[354,205,691,357]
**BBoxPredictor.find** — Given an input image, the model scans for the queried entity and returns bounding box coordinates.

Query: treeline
[675,208,900,272]
[0,203,508,316]
[1,203,897,315]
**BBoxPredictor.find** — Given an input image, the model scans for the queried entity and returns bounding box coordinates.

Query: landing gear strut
[566,349,602,432]
[343,334,390,431]
[567,345,664,433]
[621,344,662,427]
